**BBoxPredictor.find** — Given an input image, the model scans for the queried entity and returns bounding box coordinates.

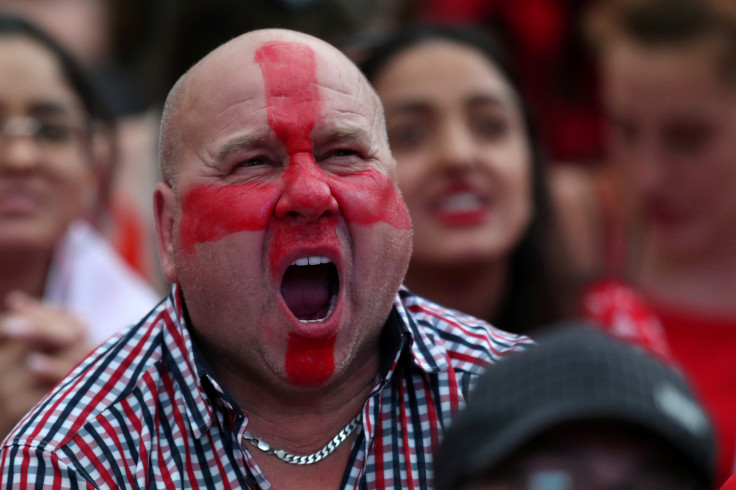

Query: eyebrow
[465,94,512,109]
[212,124,376,162]
[213,132,273,162]
[384,93,511,115]
[313,125,374,146]
[28,101,82,120]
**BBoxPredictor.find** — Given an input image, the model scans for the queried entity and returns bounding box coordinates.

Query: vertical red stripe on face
[256,41,337,385]
[285,333,336,385]
[254,41,322,154]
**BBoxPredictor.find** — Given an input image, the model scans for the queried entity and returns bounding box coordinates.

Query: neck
[0,248,52,310]
[204,335,378,455]
[195,324,381,490]
[404,259,507,321]
[635,236,736,312]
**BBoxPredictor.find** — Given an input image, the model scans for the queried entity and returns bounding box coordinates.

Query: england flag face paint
[167,37,412,388]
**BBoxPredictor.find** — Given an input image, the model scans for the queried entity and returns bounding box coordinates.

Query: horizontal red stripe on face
[178,182,278,254]
[178,167,410,253]
[330,169,411,230]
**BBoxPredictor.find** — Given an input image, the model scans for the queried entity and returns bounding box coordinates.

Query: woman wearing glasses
[0,16,158,437]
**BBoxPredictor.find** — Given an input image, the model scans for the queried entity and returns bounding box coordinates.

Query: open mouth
[280,256,339,323]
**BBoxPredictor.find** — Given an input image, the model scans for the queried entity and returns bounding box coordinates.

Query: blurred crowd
[1,0,736,488]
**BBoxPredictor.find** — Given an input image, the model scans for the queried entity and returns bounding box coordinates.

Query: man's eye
[324,149,359,158]
[236,157,268,167]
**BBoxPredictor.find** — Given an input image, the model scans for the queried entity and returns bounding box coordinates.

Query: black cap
[435,326,715,489]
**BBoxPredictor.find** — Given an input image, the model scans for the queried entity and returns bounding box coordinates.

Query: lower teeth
[299,294,337,323]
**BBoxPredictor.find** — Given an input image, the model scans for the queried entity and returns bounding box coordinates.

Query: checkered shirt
[0,285,531,489]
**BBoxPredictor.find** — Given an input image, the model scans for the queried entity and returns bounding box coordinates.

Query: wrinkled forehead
[182,37,378,137]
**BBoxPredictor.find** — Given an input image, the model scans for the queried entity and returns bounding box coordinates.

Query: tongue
[281,266,331,321]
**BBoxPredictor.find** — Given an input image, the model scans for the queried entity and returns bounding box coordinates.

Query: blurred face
[602,35,736,261]
[0,35,93,255]
[155,36,412,390]
[0,0,110,64]
[372,40,533,268]
[466,423,704,490]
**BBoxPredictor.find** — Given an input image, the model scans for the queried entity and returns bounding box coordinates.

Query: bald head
[159,28,387,186]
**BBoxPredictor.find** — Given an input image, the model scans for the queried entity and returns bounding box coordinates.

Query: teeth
[299,293,337,323]
[440,193,483,213]
[291,256,331,266]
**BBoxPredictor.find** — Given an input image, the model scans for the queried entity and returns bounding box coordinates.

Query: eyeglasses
[0,116,87,153]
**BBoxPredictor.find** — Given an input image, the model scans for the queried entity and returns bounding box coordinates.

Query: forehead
[375,40,515,104]
[181,39,378,152]
[603,36,730,100]
[601,37,736,123]
[0,36,79,110]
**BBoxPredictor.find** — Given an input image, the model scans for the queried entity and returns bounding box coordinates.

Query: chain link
[243,413,363,465]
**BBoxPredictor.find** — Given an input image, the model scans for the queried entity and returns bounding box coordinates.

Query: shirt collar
[392,286,452,374]
[168,284,215,438]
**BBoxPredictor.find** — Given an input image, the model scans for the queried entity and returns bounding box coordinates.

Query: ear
[154,182,178,283]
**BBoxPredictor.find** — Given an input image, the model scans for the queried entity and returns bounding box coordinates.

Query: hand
[0,291,92,438]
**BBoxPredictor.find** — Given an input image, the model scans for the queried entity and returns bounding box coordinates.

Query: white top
[44,220,161,346]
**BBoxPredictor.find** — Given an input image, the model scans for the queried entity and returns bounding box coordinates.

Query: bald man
[0,29,531,489]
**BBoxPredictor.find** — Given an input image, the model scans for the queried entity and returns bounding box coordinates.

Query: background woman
[354,26,571,334]
[0,16,158,436]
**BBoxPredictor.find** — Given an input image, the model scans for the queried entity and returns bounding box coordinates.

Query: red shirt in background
[583,279,736,486]
[651,302,736,487]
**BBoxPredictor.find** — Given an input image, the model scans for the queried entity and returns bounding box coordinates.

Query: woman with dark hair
[353,26,571,333]
[0,15,158,436]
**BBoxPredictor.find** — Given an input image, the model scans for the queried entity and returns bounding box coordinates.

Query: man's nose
[275,153,339,221]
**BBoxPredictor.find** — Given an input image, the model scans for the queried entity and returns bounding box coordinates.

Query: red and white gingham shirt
[0,285,531,489]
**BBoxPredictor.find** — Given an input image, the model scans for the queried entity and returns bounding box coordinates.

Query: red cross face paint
[178,167,410,255]
[172,37,412,390]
